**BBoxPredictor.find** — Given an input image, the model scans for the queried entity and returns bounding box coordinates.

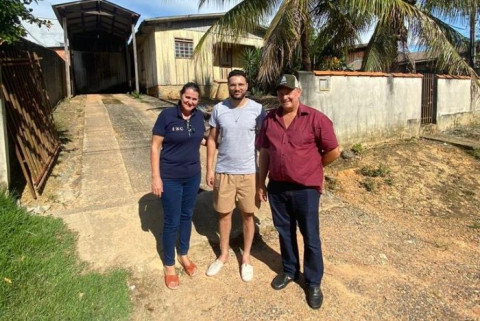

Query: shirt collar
[176,104,196,119]
[274,102,309,120]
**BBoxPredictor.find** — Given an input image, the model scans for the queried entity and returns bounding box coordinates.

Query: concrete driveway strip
[80,95,134,208]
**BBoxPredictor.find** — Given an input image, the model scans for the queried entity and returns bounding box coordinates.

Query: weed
[384,177,394,186]
[325,175,338,191]
[351,143,365,155]
[132,90,141,99]
[467,148,480,161]
[358,164,391,177]
[360,178,376,192]
[467,222,480,229]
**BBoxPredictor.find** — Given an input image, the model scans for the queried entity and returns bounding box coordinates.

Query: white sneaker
[206,259,224,276]
[241,263,253,282]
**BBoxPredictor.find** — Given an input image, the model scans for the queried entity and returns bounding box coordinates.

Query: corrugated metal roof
[52,0,140,40]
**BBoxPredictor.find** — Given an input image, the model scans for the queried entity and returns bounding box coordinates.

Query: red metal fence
[0,49,60,198]
[421,73,436,124]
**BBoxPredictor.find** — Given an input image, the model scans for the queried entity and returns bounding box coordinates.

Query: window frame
[174,38,194,59]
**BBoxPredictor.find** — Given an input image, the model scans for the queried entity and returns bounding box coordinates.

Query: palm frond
[195,0,277,54]
[258,0,312,84]
[409,9,478,80]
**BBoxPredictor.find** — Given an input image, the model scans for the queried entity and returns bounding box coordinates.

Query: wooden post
[125,42,132,90]
[63,16,72,97]
[0,65,11,189]
[470,9,477,68]
[131,23,139,93]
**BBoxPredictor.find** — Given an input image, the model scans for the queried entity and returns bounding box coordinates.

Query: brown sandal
[164,273,179,290]
[178,259,197,277]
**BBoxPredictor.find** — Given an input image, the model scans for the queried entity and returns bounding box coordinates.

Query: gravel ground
[17,95,480,321]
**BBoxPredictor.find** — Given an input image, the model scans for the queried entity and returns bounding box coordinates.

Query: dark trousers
[268,180,324,287]
[161,172,201,266]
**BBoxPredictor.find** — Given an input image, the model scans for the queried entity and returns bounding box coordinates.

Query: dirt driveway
[18,95,479,321]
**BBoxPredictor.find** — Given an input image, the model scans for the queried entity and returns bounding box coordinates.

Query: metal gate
[0,49,60,198]
[421,73,436,124]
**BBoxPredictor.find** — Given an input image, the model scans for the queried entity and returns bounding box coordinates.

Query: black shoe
[306,286,323,309]
[271,273,297,290]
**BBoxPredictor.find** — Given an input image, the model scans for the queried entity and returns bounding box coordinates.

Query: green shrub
[351,143,365,155]
[358,164,391,177]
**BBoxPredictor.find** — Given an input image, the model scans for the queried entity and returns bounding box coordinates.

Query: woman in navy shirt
[151,82,205,289]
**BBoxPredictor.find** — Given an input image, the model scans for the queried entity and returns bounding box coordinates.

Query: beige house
[135,13,264,99]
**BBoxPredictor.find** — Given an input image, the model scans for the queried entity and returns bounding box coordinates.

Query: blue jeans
[161,172,201,266]
[268,180,323,287]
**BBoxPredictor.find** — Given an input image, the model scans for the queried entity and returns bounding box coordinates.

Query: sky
[23,0,238,46]
[24,0,476,48]
[27,0,237,22]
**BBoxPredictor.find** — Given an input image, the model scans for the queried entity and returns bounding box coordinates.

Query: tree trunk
[469,7,477,68]
[300,22,312,71]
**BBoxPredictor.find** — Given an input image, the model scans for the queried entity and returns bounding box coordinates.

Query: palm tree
[424,0,479,68]
[196,0,313,86]
[196,0,479,87]
[348,0,478,78]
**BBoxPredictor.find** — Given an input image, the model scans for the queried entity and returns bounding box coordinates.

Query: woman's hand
[152,176,163,197]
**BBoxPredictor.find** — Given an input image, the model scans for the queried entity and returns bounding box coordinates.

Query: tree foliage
[196,0,479,87]
[0,0,50,45]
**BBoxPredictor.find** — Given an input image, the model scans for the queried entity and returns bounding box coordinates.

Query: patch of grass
[0,192,131,321]
[467,222,480,229]
[358,164,391,177]
[351,143,365,155]
[467,148,480,161]
[360,178,376,192]
[384,177,394,186]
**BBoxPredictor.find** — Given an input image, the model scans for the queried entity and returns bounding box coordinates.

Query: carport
[52,0,140,96]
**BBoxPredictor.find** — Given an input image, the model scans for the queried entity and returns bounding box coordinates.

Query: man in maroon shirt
[256,74,340,309]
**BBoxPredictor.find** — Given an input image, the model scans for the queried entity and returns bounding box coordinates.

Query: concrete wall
[471,84,480,116]
[298,71,422,146]
[435,76,474,131]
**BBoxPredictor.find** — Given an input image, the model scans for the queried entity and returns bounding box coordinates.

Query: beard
[229,91,246,101]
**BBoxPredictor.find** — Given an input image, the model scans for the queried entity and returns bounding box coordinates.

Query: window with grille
[175,38,193,58]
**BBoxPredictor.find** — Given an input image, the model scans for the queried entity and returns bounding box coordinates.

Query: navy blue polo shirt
[152,105,205,179]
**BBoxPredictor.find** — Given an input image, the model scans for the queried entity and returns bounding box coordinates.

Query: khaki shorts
[213,173,259,213]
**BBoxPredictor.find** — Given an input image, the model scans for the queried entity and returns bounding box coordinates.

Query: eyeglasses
[186,119,195,136]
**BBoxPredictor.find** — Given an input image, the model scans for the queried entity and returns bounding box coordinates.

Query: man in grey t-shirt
[205,69,266,282]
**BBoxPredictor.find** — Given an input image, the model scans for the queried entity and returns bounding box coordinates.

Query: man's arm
[257,147,269,202]
[206,127,219,187]
[322,146,340,167]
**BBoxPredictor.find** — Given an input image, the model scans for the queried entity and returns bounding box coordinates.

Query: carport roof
[52,0,140,40]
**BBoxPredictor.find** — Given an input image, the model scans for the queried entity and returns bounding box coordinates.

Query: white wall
[298,71,422,146]
[436,77,473,130]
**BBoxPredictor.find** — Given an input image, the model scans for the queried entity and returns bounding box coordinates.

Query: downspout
[62,15,72,97]
[132,22,139,93]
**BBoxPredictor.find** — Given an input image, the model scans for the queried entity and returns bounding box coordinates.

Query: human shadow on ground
[193,189,282,274]
[138,193,165,263]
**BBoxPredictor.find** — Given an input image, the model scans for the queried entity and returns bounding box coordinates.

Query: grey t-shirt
[209,99,266,174]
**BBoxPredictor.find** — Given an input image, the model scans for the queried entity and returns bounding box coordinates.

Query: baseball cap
[276,74,300,89]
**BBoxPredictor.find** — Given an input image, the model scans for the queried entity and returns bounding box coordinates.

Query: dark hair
[227,69,247,81]
[180,82,200,95]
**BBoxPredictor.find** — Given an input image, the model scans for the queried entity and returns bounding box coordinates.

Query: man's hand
[257,185,268,202]
[206,169,214,188]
